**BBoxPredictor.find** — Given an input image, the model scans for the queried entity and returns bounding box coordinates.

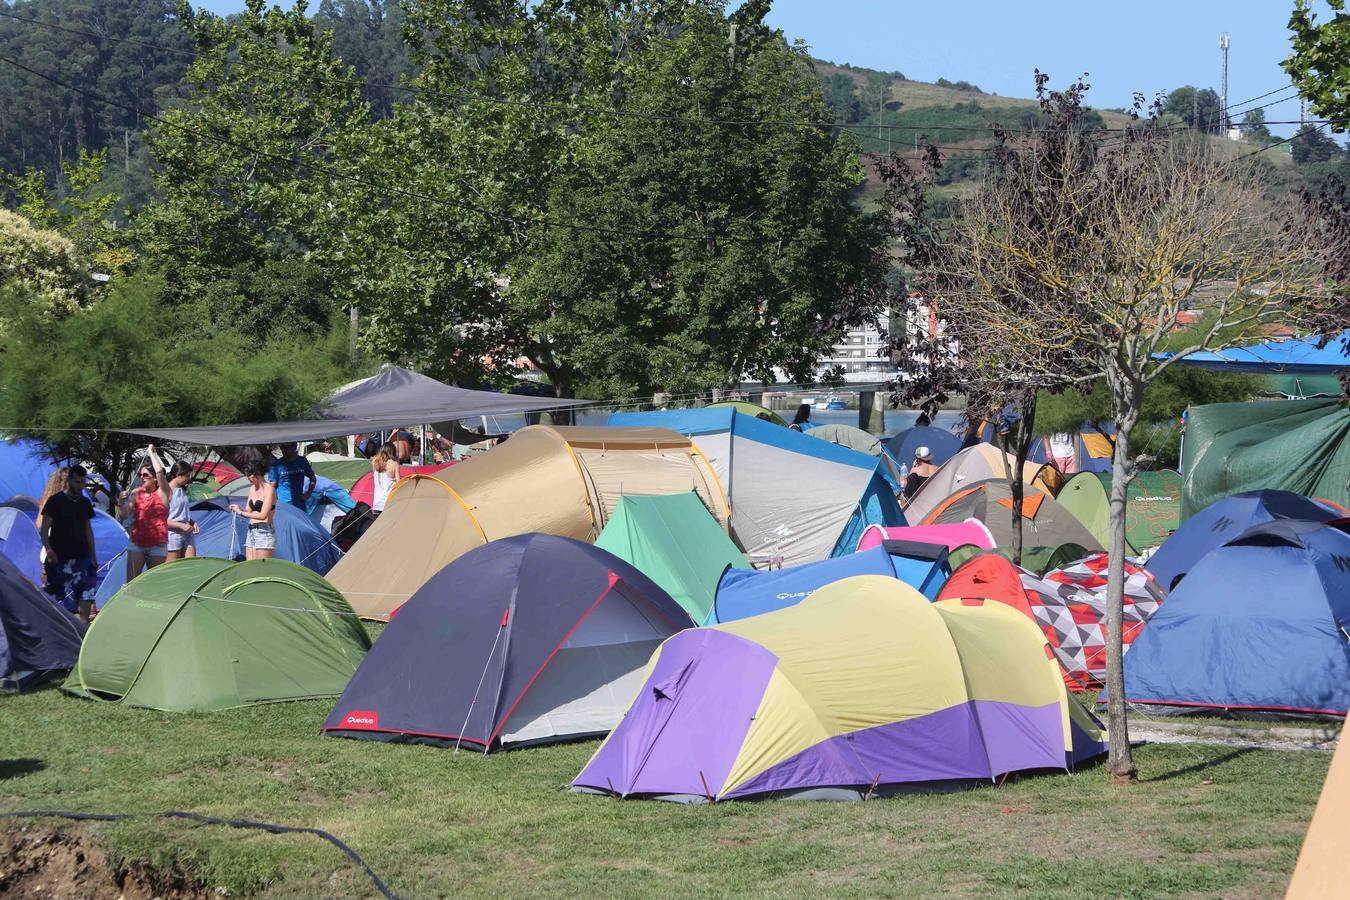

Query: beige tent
[1287,728,1347,898]
[328,425,729,619]
[902,443,1063,524]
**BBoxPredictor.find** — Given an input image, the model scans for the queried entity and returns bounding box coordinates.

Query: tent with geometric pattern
[938,553,1166,690]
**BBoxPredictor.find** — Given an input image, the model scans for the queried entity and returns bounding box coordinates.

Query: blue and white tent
[0,507,42,586]
[708,544,899,624]
[609,408,905,567]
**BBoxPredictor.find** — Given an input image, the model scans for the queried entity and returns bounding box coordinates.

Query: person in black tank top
[233,460,277,560]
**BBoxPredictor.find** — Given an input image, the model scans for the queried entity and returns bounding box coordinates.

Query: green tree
[9,148,135,277]
[1286,0,1350,133]
[313,0,414,119]
[0,275,357,490]
[135,0,368,338]
[1242,107,1273,145]
[1291,123,1343,165]
[1163,85,1223,130]
[0,207,89,324]
[821,72,861,124]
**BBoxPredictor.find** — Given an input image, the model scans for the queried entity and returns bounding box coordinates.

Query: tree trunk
[1104,380,1141,783]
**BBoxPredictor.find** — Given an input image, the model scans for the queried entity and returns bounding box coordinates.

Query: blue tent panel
[1156,331,1350,374]
[1122,520,1350,716]
[0,552,85,687]
[1145,490,1339,591]
[708,545,897,624]
[885,426,962,469]
[0,440,58,504]
[0,508,42,586]
[881,539,952,600]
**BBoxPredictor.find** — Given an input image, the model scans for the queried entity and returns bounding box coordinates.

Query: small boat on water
[823,395,848,410]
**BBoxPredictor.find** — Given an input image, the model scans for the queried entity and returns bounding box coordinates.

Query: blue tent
[885,425,962,469]
[708,545,899,624]
[94,497,342,606]
[0,552,85,691]
[0,507,42,586]
[608,408,904,567]
[1145,490,1341,591]
[880,539,951,600]
[1121,520,1350,717]
[1156,331,1350,375]
[0,440,59,504]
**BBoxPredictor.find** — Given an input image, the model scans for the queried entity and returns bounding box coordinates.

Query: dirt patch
[0,826,208,899]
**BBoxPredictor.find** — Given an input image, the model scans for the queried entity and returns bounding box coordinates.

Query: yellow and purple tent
[572,575,1106,802]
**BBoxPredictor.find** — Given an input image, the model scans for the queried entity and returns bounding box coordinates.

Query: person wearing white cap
[903,445,939,502]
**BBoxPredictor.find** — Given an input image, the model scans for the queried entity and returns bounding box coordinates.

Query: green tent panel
[594,492,750,623]
[1182,399,1350,519]
[1058,470,1182,554]
[705,401,788,427]
[64,558,369,712]
[995,543,1089,576]
[310,459,373,489]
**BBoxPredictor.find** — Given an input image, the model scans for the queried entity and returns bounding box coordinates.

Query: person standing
[902,446,938,502]
[121,445,171,582]
[234,461,277,560]
[789,404,812,432]
[165,460,201,562]
[370,442,400,517]
[39,465,98,624]
[267,443,316,510]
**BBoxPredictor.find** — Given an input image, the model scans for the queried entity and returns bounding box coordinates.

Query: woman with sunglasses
[119,444,171,581]
[231,460,277,560]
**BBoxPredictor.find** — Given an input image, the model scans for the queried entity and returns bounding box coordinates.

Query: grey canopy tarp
[117,367,589,446]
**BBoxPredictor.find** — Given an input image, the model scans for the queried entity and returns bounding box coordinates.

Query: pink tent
[856,520,996,553]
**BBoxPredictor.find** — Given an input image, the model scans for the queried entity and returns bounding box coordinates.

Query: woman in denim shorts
[233,460,277,559]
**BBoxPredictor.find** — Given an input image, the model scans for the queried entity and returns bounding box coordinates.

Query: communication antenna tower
[1219,32,1230,131]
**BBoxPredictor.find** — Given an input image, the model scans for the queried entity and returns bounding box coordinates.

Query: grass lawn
[0,687,1331,899]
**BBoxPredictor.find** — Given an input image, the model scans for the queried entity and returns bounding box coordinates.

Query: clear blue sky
[194,1,1323,137]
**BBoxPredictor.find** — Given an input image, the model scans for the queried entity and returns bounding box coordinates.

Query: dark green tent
[64,558,369,712]
[1059,470,1182,553]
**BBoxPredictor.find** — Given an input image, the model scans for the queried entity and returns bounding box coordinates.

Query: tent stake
[698,770,715,804]
[863,772,882,801]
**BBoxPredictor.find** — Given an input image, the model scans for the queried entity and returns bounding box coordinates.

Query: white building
[815,311,898,382]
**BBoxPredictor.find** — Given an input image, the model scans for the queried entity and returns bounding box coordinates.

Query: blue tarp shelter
[1156,332,1350,375]
[1121,519,1350,717]
[1145,490,1341,591]
[608,408,905,567]
[94,497,342,606]
[708,544,898,624]
[885,425,962,469]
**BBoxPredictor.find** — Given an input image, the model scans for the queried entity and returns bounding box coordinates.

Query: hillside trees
[1163,85,1223,131]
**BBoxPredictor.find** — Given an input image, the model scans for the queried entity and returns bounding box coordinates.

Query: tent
[1180,398,1350,519]
[1057,470,1182,554]
[1028,424,1115,475]
[350,463,454,508]
[65,558,368,712]
[1158,330,1350,375]
[0,553,85,692]
[1287,725,1350,898]
[939,554,1165,689]
[857,521,995,554]
[807,424,904,490]
[0,439,58,504]
[323,534,691,750]
[572,575,1107,801]
[1121,520,1350,717]
[594,493,749,624]
[921,479,1103,554]
[329,425,729,620]
[1144,490,1339,592]
[707,544,899,624]
[93,497,343,606]
[885,425,962,470]
[0,507,43,586]
[608,408,904,567]
[117,366,591,445]
[705,400,788,426]
[880,539,950,600]
[902,444,1064,525]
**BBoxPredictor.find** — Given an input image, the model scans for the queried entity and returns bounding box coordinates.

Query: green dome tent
[1058,470,1182,554]
[594,492,750,623]
[705,400,788,426]
[63,558,369,712]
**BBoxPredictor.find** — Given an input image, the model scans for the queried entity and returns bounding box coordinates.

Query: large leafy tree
[361,0,889,396]
[1162,85,1223,131]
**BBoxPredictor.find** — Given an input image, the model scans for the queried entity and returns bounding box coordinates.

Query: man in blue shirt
[268,443,316,509]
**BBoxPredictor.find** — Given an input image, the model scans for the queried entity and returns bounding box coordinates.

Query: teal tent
[594,493,750,623]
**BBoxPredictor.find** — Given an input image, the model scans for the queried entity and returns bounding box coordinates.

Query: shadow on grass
[0,759,45,780]
[1142,747,1256,784]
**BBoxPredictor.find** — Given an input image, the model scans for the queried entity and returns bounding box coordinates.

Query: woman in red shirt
[120,444,171,582]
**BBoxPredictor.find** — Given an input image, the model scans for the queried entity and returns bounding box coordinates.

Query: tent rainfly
[329,425,729,620]
[0,554,85,692]
[572,575,1107,801]
[708,544,900,624]
[921,479,1103,554]
[324,534,692,750]
[902,444,1063,525]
